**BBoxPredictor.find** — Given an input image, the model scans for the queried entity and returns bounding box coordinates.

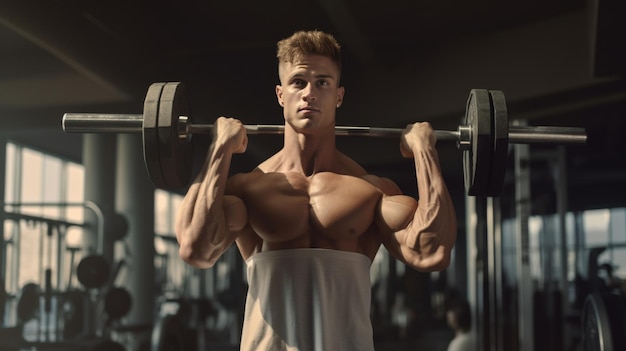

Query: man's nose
[302,83,316,101]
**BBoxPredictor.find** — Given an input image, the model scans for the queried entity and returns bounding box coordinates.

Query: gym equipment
[62,290,86,340]
[76,254,110,289]
[104,286,132,320]
[581,293,626,351]
[0,284,40,351]
[0,279,6,321]
[62,82,587,195]
[16,283,40,323]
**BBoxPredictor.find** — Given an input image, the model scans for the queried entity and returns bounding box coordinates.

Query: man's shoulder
[225,169,264,190]
[229,169,264,181]
[333,151,403,194]
[335,151,367,175]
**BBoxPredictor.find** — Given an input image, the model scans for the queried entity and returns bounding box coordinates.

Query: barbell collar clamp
[457,125,471,151]
[178,116,191,143]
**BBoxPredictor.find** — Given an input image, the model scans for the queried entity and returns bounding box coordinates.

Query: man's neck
[282,124,337,176]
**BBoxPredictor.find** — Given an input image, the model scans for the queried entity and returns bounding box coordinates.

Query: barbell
[62,82,587,196]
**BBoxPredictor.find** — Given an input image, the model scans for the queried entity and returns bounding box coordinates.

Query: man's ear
[276,85,284,107]
[336,86,345,108]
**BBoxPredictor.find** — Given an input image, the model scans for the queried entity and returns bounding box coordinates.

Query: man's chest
[240,172,383,238]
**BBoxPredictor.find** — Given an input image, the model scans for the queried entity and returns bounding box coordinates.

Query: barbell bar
[62,113,586,145]
[61,82,587,196]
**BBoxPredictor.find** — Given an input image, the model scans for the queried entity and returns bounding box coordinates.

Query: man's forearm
[406,147,457,271]
[176,141,236,268]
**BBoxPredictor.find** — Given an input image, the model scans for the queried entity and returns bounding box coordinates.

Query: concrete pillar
[115,133,155,326]
[0,136,6,325]
[82,134,116,259]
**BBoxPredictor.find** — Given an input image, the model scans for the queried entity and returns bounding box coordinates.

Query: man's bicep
[225,172,249,196]
[375,194,421,268]
[378,195,417,232]
[223,195,248,232]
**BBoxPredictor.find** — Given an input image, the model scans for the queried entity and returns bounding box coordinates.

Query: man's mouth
[298,106,318,112]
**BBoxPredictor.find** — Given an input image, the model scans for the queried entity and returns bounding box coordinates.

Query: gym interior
[1,1,625,350]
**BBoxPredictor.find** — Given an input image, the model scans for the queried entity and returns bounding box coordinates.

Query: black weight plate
[104,286,133,319]
[463,89,493,196]
[76,254,110,289]
[143,83,166,189]
[582,293,626,351]
[17,283,40,323]
[582,294,605,351]
[485,90,509,197]
[157,82,193,189]
[109,212,128,241]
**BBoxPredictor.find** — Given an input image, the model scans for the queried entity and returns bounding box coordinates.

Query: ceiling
[0,0,625,216]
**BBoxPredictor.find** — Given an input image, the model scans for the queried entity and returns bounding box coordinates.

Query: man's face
[275,54,344,135]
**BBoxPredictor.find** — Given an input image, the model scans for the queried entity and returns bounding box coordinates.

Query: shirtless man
[176,30,457,351]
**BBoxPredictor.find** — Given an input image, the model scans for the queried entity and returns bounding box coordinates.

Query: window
[2,141,84,332]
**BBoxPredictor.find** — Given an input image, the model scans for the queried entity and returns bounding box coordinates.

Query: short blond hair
[276,30,342,75]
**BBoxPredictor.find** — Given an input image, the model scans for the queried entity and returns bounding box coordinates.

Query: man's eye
[318,80,329,86]
[292,79,305,87]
